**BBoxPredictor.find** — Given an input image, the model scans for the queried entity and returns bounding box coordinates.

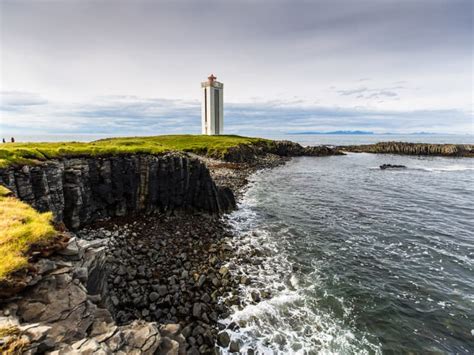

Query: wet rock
[380,164,406,170]
[219,266,229,277]
[251,290,261,302]
[217,331,231,347]
[240,276,250,285]
[229,339,241,353]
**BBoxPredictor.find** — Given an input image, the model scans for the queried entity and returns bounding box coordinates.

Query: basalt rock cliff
[341,142,473,157]
[222,140,343,163]
[0,152,235,230]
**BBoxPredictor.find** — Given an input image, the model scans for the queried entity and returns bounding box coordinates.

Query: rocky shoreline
[75,214,246,354]
[340,141,473,157]
[0,144,296,354]
[72,154,291,354]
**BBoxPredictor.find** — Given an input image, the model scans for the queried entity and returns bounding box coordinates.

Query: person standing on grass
[2,138,5,143]
[11,137,15,143]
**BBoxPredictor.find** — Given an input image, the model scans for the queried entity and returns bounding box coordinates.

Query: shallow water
[222,153,474,354]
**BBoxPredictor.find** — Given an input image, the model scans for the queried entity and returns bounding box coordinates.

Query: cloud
[337,88,370,96]
[0,91,48,111]
[336,86,404,101]
[0,93,471,137]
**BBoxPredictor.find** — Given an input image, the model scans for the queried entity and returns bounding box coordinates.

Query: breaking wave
[219,154,474,353]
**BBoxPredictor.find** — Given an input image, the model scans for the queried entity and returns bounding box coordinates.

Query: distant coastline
[287,130,465,135]
[289,130,374,135]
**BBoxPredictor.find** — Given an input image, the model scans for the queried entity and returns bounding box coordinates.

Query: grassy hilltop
[0,134,270,168]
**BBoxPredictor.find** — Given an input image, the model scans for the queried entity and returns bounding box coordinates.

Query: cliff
[0,138,342,231]
[341,142,473,157]
[0,153,235,230]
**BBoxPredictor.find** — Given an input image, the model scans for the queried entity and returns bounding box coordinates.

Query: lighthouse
[201,74,224,135]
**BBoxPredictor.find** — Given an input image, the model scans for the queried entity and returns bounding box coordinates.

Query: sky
[0,0,472,137]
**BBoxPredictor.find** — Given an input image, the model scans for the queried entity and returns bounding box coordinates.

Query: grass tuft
[0,134,271,168]
[0,326,29,354]
[0,187,58,280]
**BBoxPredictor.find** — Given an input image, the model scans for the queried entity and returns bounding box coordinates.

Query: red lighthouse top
[208,74,217,83]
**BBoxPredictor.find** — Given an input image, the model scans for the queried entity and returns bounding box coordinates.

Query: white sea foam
[219,183,382,354]
[370,164,474,172]
[414,164,474,172]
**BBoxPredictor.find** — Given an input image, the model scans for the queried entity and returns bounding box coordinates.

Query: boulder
[380,164,407,170]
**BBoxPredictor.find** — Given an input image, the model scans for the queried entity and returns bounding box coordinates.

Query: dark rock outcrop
[222,140,343,163]
[341,142,473,157]
[0,236,181,354]
[380,164,407,170]
[0,152,235,229]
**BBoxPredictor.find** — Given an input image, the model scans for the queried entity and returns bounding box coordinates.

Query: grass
[0,185,58,281]
[0,134,271,168]
[0,325,29,353]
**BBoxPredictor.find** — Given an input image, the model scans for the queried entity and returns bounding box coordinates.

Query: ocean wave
[413,165,474,172]
[369,164,474,172]
[219,190,382,354]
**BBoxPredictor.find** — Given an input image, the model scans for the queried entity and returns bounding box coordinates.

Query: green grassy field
[0,134,270,168]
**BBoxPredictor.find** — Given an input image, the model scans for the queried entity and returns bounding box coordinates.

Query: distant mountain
[383,132,445,135]
[289,130,374,135]
[408,132,440,135]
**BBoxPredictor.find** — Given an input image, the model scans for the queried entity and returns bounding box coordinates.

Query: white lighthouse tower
[201,74,224,135]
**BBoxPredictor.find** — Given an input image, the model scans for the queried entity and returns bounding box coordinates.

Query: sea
[220,134,474,354]
[8,133,474,353]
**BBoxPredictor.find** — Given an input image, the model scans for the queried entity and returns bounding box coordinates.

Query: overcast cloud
[0,0,472,136]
